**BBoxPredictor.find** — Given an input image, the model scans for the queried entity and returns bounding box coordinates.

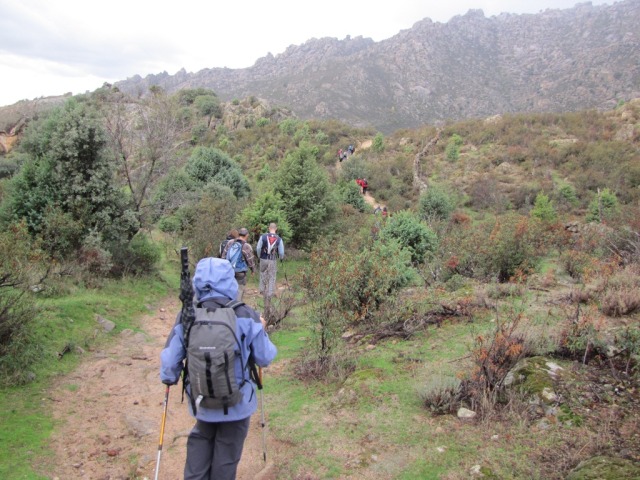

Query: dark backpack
[226,241,247,272]
[219,239,230,258]
[185,300,246,414]
[261,234,280,257]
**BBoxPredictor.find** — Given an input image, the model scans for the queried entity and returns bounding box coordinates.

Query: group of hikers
[218,223,285,303]
[159,223,284,479]
[338,144,355,162]
[374,204,388,217]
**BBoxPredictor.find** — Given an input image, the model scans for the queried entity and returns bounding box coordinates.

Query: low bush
[420,375,462,415]
[108,232,161,276]
[459,312,528,414]
[598,265,640,317]
[557,305,606,364]
[0,222,47,386]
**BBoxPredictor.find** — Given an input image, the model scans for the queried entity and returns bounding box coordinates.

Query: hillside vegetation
[0,87,639,479]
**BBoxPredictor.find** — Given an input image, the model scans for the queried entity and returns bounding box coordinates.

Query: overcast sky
[0,0,615,107]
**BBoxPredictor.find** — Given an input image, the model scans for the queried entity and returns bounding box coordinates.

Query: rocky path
[43,289,278,480]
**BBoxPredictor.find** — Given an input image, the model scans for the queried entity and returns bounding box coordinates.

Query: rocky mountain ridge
[113,0,640,133]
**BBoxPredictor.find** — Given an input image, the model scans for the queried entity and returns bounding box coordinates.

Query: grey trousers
[259,259,277,297]
[235,272,247,302]
[184,417,251,480]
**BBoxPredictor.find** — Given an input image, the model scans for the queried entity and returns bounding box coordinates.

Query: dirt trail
[336,138,385,212]
[43,288,280,480]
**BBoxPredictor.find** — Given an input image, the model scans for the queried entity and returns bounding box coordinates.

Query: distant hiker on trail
[374,205,382,214]
[338,148,343,161]
[160,257,277,480]
[222,227,256,301]
[219,228,238,258]
[348,144,355,155]
[382,206,388,218]
[361,178,369,195]
[256,223,285,301]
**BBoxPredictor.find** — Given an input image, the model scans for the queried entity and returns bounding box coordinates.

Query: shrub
[185,146,250,199]
[379,210,438,264]
[182,192,243,262]
[241,191,292,243]
[108,232,160,276]
[420,375,462,415]
[557,183,579,208]
[301,238,414,327]
[372,132,385,153]
[191,123,208,143]
[586,188,620,223]
[598,265,640,317]
[78,231,113,276]
[339,155,369,182]
[7,98,139,259]
[560,249,602,282]
[483,214,538,282]
[419,184,456,222]
[613,327,640,377]
[530,193,557,223]
[158,215,182,233]
[39,206,84,260]
[445,134,463,162]
[0,222,45,385]
[274,143,336,249]
[601,288,640,317]
[557,306,606,364]
[278,118,298,136]
[459,313,527,412]
[339,180,367,212]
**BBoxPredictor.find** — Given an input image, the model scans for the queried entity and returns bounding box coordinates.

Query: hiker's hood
[193,257,238,302]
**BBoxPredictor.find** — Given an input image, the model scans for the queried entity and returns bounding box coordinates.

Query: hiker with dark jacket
[221,228,256,301]
[219,229,238,258]
[160,257,277,480]
[255,223,285,300]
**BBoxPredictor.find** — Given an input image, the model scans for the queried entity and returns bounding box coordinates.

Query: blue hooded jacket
[160,257,277,422]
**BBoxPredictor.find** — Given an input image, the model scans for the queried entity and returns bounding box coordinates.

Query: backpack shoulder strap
[224,299,245,310]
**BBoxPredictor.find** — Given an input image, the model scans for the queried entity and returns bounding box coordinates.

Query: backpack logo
[186,304,245,415]
[226,241,247,272]
[267,236,278,255]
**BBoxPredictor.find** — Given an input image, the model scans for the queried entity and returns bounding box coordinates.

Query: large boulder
[504,356,564,405]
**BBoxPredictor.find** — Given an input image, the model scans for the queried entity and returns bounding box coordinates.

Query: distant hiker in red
[356,178,363,192]
[382,206,388,217]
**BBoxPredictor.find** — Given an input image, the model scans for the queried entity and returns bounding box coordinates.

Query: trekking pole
[259,367,267,462]
[281,257,291,291]
[154,385,170,480]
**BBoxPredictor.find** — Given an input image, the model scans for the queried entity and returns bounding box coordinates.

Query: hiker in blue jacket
[160,257,277,480]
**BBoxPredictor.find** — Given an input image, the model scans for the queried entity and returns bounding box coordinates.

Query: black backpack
[185,300,246,414]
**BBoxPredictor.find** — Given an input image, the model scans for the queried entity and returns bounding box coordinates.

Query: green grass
[258,313,506,479]
[0,262,176,479]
